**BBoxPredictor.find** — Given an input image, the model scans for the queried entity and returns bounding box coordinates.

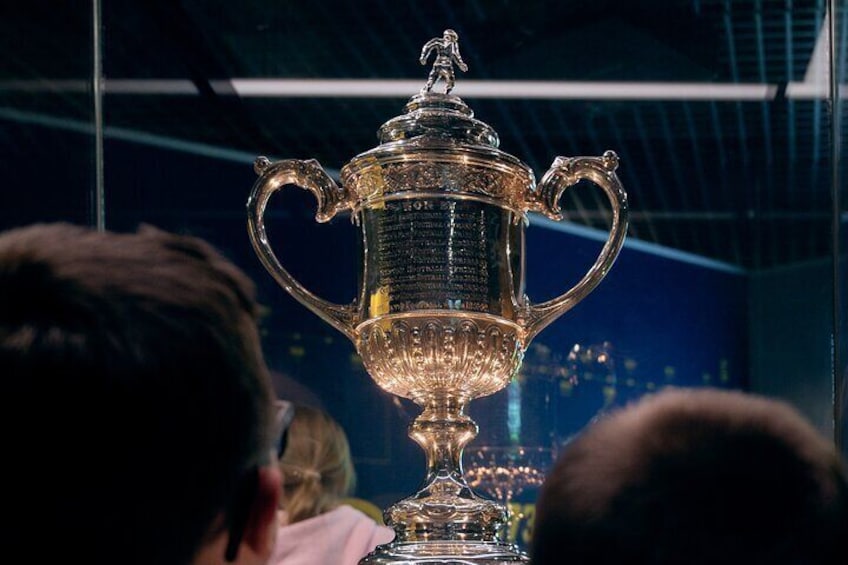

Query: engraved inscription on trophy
[364,198,520,317]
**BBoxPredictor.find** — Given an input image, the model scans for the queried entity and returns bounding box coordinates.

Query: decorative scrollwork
[252,157,352,222]
[530,150,621,221]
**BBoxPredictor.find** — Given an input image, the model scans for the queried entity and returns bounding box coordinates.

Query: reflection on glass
[564,341,617,409]
[465,445,555,545]
[465,446,554,503]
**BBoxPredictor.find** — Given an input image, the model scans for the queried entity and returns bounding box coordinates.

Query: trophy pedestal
[361,541,527,564]
[357,399,529,564]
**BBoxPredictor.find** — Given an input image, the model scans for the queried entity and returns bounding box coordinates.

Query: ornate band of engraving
[343,158,534,214]
[357,315,524,402]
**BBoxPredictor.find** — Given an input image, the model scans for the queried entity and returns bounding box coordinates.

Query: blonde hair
[278,405,356,523]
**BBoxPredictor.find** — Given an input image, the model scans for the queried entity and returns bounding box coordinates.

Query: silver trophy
[248,30,628,564]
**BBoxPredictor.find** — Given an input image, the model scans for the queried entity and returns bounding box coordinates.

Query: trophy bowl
[247,30,628,564]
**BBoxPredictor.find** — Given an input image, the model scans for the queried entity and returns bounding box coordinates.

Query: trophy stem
[362,395,527,564]
[410,396,476,488]
[384,395,508,543]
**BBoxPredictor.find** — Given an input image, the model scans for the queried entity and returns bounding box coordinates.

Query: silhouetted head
[0,223,280,564]
[533,388,848,565]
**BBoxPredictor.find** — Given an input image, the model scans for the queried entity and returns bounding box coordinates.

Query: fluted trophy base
[360,541,528,564]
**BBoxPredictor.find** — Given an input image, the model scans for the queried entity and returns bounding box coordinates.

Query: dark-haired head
[533,388,848,565]
[0,223,280,564]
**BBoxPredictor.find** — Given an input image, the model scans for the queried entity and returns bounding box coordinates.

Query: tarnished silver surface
[247,30,629,564]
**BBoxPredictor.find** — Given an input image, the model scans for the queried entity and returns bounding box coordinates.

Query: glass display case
[2,0,845,552]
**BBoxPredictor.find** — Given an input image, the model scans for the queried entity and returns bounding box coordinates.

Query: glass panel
[0,2,95,229]
[834,0,847,459]
[3,0,842,554]
[742,2,833,436]
[6,0,830,553]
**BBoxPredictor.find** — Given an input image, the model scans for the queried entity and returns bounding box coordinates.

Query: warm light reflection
[465,446,554,503]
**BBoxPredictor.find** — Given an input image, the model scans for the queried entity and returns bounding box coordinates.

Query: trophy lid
[340,30,534,214]
[377,92,499,147]
[377,28,498,147]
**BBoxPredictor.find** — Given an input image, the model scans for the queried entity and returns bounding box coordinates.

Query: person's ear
[238,465,282,562]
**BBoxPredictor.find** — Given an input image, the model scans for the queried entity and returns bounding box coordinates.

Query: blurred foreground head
[0,223,281,564]
[533,388,848,564]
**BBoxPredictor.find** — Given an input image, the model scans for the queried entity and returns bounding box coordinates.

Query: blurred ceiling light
[0,79,777,101]
[226,79,778,101]
[0,79,199,94]
[786,11,845,99]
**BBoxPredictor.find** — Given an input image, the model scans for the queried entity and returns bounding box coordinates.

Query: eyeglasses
[224,399,295,562]
[272,399,295,459]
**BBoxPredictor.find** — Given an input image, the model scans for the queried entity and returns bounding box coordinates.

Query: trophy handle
[522,150,629,341]
[247,157,358,342]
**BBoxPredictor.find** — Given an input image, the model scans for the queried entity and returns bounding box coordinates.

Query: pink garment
[270,504,395,565]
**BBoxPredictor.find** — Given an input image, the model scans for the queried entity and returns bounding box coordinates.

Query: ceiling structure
[1,0,844,270]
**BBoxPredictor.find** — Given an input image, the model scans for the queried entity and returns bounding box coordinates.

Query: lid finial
[419,29,469,94]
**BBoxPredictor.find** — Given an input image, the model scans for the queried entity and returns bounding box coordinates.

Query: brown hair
[278,405,355,523]
[533,388,848,564]
[0,223,275,564]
